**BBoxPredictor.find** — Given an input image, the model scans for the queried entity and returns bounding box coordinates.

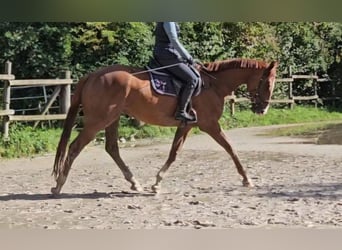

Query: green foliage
[181,22,227,61]
[0,22,74,78]
[0,123,67,158]
[0,22,154,79]
[0,22,341,95]
[1,22,342,158]
[222,106,342,130]
[273,22,342,75]
[117,115,176,140]
[265,121,341,138]
[69,22,154,78]
[221,22,279,61]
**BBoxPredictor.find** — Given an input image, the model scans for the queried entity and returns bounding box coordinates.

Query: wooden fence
[0,61,74,140]
[227,73,339,115]
[0,61,340,140]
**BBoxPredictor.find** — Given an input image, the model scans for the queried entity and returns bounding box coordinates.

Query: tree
[0,22,341,103]
[0,22,74,78]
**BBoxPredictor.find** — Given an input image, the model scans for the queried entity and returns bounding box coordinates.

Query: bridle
[244,73,271,106]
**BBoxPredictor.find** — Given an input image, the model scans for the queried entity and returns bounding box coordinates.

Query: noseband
[246,75,271,106]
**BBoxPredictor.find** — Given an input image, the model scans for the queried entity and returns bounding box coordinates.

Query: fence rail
[1,61,340,140]
[8,79,73,86]
[227,73,339,115]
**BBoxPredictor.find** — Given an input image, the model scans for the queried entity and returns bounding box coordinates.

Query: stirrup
[175,110,197,123]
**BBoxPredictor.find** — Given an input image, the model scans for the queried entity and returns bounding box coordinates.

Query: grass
[221,106,342,129]
[1,106,342,158]
[262,121,341,137]
[0,124,77,158]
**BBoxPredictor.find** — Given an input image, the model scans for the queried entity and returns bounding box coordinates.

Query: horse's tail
[52,75,88,180]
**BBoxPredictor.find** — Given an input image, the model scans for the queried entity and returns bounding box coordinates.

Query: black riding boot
[175,86,197,122]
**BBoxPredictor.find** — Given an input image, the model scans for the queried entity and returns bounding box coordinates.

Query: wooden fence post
[331,79,336,107]
[230,91,235,116]
[314,72,318,108]
[288,66,294,109]
[60,70,71,114]
[2,61,12,140]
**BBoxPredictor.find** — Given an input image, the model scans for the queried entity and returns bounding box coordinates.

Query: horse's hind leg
[152,125,192,193]
[51,126,98,195]
[105,119,143,192]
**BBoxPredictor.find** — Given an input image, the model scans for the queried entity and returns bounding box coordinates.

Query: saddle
[147,58,202,97]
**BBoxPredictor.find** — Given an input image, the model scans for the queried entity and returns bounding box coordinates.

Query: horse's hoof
[131,184,143,192]
[151,184,161,194]
[51,187,60,195]
[242,179,254,188]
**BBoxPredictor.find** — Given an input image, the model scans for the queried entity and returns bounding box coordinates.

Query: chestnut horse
[51,58,278,195]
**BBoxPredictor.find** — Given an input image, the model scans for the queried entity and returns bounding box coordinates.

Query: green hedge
[0,22,341,109]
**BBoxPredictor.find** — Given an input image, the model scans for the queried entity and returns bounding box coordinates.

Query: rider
[153,22,199,122]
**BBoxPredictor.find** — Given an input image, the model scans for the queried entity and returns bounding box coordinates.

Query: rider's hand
[186,57,194,65]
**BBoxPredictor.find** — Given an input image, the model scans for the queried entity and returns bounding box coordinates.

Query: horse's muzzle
[251,102,269,115]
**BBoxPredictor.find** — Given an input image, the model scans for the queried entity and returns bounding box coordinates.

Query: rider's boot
[175,86,197,122]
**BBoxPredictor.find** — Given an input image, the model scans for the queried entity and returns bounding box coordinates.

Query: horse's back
[85,64,149,89]
[88,64,142,78]
[81,64,152,105]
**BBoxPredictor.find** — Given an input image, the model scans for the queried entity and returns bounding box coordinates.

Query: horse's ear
[268,61,278,70]
[264,61,278,76]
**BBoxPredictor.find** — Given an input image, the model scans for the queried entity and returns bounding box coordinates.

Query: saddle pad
[148,67,202,97]
[149,70,179,97]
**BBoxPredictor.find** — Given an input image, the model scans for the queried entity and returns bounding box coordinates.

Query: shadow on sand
[0,191,155,201]
[256,182,342,200]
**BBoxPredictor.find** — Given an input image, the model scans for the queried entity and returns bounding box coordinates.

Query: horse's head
[249,61,278,115]
[199,59,278,115]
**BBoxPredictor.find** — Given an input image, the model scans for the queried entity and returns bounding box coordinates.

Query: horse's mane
[203,58,268,72]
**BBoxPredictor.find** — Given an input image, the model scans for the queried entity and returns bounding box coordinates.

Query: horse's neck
[211,69,256,97]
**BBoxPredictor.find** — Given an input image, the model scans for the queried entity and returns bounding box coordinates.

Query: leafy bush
[1,22,342,158]
[0,123,66,158]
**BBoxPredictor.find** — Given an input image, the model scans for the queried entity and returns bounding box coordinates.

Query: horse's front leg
[200,123,254,188]
[105,120,143,192]
[152,125,192,193]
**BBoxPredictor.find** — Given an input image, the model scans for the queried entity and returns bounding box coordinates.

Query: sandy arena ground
[0,124,341,229]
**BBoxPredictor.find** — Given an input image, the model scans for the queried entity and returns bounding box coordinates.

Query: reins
[131,63,183,76]
[196,62,217,80]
